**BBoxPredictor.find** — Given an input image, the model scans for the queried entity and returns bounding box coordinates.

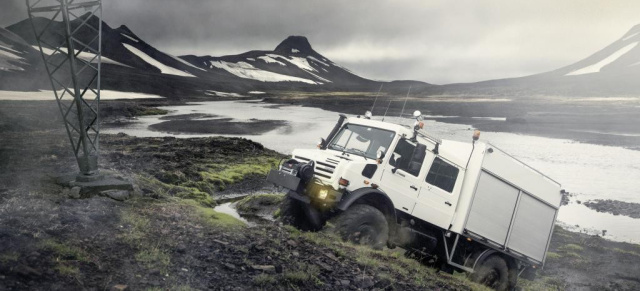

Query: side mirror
[390,154,400,173]
[376,150,385,164]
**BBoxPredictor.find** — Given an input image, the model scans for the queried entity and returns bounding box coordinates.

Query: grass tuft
[120,210,151,245]
[559,244,584,252]
[253,273,277,286]
[612,248,640,257]
[135,245,171,271]
[0,252,19,264]
[54,264,80,276]
[39,239,89,262]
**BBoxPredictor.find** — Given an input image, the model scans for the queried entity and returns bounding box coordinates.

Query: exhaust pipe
[321,114,347,149]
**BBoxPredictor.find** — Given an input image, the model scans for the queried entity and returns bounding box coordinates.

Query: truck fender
[336,188,397,230]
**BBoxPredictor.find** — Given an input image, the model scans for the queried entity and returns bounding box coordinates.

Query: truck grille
[294,155,338,181]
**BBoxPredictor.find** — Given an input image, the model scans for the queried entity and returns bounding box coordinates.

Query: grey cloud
[2,0,639,83]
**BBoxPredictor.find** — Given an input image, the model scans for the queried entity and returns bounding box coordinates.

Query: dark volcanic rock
[274,36,314,55]
[148,118,287,135]
[583,199,640,218]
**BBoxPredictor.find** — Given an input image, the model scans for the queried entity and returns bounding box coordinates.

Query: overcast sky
[3,0,639,84]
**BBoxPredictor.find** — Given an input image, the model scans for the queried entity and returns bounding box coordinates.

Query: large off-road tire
[278,197,313,231]
[469,255,510,291]
[329,204,389,249]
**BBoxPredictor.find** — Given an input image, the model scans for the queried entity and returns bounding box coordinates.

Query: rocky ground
[1,100,639,291]
[583,200,640,219]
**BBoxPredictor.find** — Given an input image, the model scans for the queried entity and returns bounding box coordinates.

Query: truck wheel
[278,197,313,231]
[469,255,510,291]
[330,204,389,249]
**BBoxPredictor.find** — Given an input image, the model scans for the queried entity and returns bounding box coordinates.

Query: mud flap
[285,191,322,230]
[301,203,323,230]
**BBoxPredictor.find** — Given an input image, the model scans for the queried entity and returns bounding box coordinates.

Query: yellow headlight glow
[317,189,329,200]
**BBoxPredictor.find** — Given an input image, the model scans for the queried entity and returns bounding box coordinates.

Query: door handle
[445,201,452,206]
[396,172,405,177]
[410,185,418,191]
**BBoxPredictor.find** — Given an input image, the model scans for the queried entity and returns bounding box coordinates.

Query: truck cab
[267,112,562,291]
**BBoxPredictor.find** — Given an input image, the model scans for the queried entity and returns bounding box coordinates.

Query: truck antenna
[382,97,393,122]
[399,86,412,118]
[370,83,384,113]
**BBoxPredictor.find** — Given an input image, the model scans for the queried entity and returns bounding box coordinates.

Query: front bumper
[266,169,343,206]
[266,169,301,192]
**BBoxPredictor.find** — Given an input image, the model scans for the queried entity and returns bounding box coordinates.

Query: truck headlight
[317,189,329,200]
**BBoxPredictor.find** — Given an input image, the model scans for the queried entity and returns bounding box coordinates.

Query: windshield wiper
[329,144,345,151]
[345,148,369,160]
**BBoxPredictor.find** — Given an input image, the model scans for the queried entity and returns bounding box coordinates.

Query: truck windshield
[328,124,395,159]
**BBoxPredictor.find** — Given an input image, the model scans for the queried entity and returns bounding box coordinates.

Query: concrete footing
[56,170,134,199]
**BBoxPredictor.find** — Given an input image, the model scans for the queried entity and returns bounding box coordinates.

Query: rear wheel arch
[465,249,518,291]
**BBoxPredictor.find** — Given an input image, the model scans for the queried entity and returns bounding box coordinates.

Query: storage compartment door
[465,171,519,246]
[507,194,557,262]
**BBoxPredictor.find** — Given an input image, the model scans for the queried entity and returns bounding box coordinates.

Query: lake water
[103,100,640,244]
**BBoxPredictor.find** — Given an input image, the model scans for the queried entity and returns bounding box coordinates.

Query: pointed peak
[274,36,314,54]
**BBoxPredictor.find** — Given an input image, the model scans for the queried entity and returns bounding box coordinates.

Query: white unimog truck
[267,111,562,290]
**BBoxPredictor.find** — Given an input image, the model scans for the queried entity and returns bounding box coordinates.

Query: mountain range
[1,13,639,97]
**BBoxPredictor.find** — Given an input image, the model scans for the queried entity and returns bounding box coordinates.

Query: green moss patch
[199,157,280,191]
[236,193,284,215]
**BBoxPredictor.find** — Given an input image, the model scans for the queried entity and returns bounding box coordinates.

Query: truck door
[412,155,462,229]
[378,138,426,214]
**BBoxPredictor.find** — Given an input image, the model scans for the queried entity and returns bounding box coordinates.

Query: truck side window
[389,139,426,176]
[425,157,459,193]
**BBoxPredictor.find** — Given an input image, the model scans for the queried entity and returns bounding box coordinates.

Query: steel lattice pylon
[26,0,102,177]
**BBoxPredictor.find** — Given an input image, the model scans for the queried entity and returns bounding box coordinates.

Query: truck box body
[451,143,561,264]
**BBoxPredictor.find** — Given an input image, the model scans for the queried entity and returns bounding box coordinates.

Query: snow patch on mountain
[246,58,255,61]
[123,43,195,77]
[566,42,638,76]
[291,49,299,53]
[257,55,286,66]
[120,33,139,42]
[204,90,245,98]
[0,48,26,71]
[305,70,332,83]
[34,45,130,68]
[0,89,164,100]
[307,56,329,67]
[0,45,21,55]
[266,54,316,72]
[0,49,23,61]
[170,55,206,71]
[209,60,318,84]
